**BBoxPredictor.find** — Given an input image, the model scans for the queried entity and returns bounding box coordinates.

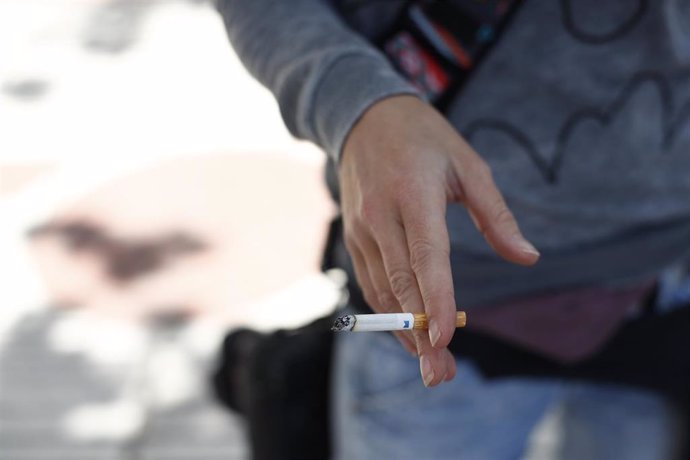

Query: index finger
[399,187,457,349]
[455,155,539,266]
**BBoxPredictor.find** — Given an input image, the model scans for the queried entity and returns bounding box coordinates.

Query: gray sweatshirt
[218,0,690,309]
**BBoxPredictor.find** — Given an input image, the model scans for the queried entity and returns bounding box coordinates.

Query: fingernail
[420,355,435,387]
[429,320,441,347]
[517,238,540,257]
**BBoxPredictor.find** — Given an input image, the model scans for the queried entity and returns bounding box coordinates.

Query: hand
[339,95,539,387]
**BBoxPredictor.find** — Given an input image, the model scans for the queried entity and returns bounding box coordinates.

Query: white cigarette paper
[331,313,415,332]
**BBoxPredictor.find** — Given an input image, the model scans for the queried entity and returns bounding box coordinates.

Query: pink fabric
[466,282,655,363]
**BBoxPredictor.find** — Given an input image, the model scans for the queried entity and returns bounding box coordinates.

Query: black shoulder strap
[332,0,527,111]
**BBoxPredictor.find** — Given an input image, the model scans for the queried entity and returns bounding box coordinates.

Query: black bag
[210,219,345,460]
[212,315,335,460]
[451,306,690,406]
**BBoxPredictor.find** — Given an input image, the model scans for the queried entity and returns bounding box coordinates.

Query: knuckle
[388,268,417,301]
[484,201,517,236]
[359,196,380,226]
[462,158,493,190]
[393,177,419,201]
[493,205,515,227]
[345,218,371,245]
[472,158,493,181]
[409,238,446,273]
[421,289,455,312]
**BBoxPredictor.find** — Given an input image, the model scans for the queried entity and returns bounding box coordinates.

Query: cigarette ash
[331,315,356,332]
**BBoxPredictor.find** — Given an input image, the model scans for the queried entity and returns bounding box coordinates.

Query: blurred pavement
[0,0,338,458]
[1,309,248,460]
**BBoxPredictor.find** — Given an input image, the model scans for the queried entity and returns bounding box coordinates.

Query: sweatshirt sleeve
[217,0,420,161]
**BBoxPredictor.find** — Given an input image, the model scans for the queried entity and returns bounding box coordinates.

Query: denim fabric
[332,331,680,460]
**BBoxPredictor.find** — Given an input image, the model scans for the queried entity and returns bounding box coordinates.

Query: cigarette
[331,312,467,332]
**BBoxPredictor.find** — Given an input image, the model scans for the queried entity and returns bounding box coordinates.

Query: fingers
[373,212,456,386]
[359,235,420,355]
[344,157,536,386]
[393,331,418,356]
[398,187,458,351]
[349,209,459,387]
[415,330,456,387]
[335,94,537,389]
[457,157,540,266]
[345,230,417,355]
[356,232,401,315]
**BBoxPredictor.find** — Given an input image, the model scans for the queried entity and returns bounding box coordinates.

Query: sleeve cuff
[309,52,421,162]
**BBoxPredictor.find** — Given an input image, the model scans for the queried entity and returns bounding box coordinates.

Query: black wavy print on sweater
[463,72,690,184]
[561,0,648,44]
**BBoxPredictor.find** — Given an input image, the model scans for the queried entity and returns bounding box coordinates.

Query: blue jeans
[332,331,681,460]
